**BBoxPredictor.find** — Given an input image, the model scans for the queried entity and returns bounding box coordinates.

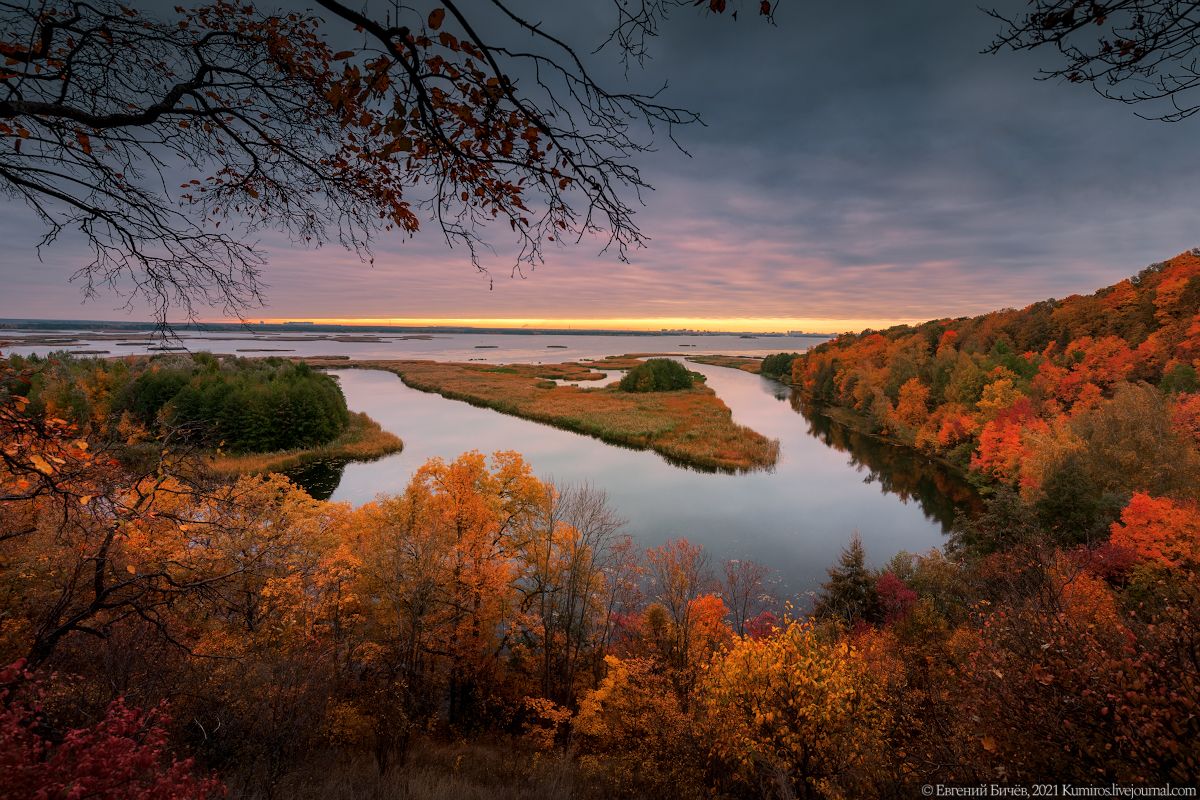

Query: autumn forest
[3,1,1200,799]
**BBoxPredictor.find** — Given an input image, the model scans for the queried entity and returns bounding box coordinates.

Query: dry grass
[231,740,599,800]
[481,362,609,381]
[575,353,676,370]
[206,411,403,476]
[302,357,778,473]
[685,354,763,374]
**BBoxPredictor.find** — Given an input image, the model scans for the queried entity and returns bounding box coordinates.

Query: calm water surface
[3,330,823,361]
[303,359,977,596]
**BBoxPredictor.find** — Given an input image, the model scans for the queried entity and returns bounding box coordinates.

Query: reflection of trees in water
[284,458,348,501]
[790,392,982,532]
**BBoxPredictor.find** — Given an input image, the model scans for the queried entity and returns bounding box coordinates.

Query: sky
[1,0,1197,332]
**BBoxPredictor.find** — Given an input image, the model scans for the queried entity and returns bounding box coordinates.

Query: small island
[302,354,780,472]
[685,354,764,374]
[685,352,801,381]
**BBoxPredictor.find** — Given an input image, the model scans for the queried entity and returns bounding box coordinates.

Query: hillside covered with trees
[794,250,1200,546]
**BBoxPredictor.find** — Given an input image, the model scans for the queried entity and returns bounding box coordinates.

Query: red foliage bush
[0,661,223,800]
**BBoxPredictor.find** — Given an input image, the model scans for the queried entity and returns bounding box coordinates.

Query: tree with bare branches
[721,556,770,635]
[987,1,1200,121]
[0,0,776,322]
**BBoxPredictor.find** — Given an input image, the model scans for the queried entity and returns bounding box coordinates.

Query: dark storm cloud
[1,0,1196,326]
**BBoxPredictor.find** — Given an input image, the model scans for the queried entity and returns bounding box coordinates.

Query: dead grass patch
[231,739,599,800]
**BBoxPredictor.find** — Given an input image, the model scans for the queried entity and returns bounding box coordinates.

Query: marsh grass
[303,357,779,472]
[207,411,403,476]
[484,362,609,381]
[685,354,763,374]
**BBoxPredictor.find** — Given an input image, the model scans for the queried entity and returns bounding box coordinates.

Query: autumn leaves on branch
[0,1,774,321]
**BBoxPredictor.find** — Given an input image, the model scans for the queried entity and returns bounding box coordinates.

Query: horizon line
[0,315,927,335]
[226,315,924,334]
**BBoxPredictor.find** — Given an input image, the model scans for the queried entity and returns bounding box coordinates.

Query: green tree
[813,534,880,625]
[618,359,696,393]
[761,352,800,380]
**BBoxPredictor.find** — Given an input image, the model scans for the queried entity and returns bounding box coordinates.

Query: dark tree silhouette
[987,1,1200,121]
[0,0,776,322]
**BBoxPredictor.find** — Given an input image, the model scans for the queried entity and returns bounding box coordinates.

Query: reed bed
[685,354,764,373]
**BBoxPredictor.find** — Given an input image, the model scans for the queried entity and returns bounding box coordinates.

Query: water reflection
[284,458,349,501]
[790,396,981,531]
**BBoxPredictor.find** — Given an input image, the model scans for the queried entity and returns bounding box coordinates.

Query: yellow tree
[176,475,340,790]
[515,482,625,706]
[699,620,892,799]
[352,451,543,733]
[573,655,706,798]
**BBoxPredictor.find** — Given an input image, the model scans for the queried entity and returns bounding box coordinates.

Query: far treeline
[9,353,350,454]
[790,250,1200,548]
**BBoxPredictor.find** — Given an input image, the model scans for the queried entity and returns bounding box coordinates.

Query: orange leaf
[428,8,445,30]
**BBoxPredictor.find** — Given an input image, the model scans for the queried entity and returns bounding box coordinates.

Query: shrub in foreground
[0,662,222,800]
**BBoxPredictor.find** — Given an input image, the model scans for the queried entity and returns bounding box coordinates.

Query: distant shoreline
[0,318,836,338]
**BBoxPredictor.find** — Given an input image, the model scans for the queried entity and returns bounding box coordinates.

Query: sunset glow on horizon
[239,315,925,333]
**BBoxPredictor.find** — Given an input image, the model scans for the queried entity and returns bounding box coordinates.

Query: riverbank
[206,411,403,477]
[691,353,982,495]
[798,398,986,500]
[685,354,764,374]
[301,357,780,473]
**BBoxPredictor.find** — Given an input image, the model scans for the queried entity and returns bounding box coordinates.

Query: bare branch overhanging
[0,0,777,324]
